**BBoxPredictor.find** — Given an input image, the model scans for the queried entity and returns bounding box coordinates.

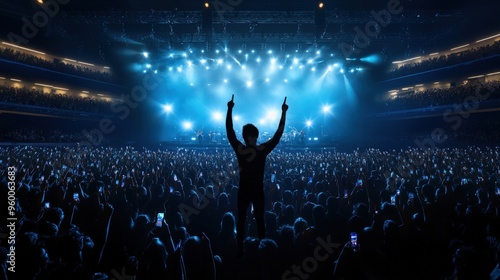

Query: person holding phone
[226,94,288,257]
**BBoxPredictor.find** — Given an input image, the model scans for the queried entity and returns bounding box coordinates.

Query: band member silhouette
[225,94,288,257]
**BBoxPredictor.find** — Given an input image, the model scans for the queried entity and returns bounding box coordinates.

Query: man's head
[242,123,259,146]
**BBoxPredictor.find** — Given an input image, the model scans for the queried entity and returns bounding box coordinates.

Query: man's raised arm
[270,97,288,142]
[226,94,238,147]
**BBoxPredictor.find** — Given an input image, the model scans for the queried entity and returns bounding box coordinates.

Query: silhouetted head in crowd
[242,124,259,146]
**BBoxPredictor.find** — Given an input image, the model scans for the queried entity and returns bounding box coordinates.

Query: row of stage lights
[140,48,364,77]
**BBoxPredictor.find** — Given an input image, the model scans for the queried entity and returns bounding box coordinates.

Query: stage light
[318,3,324,8]
[201,50,205,53]
[313,137,318,141]
[182,53,187,57]
[241,65,246,69]
[306,120,313,127]
[205,66,210,70]
[177,66,183,72]
[316,50,321,55]
[163,104,173,113]
[154,70,158,74]
[187,61,193,67]
[217,59,223,64]
[268,50,273,54]
[246,81,253,87]
[271,58,277,64]
[322,105,331,114]
[143,70,147,73]
[327,66,333,71]
[238,50,242,53]
[216,50,220,54]
[143,52,149,58]
[293,58,299,65]
[256,57,261,63]
[265,78,270,82]
[200,59,207,64]
[333,63,340,68]
[212,111,223,122]
[251,50,255,53]
[340,69,345,74]
[204,2,210,8]
[234,115,240,121]
[311,67,316,72]
[224,79,228,83]
[284,79,288,83]
[307,59,313,64]
[182,121,193,130]
[168,67,173,71]
[145,64,152,69]
[226,64,232,70]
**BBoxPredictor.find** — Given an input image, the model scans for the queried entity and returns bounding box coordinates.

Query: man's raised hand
[227,94,235,109]
[282,96,289,112]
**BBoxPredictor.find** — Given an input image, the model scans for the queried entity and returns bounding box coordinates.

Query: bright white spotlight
[306,120,313,127]
[333,63,340,68]
[143,70,147,73]
[246,81,253,87]
[234,115,240,121]
[265,78,270,82]
[311,67,316,72]
[217,59,223,64]
[143,52,149,58]
[251,50,255,53]
[205,66,210,70]
[316,50,321,55]
[187,61,193,67]
[146,64,152,69]
[182,121,193,130]
[169,53,174,58]
[322,105,332,114]
[238,50,242,53]
[224,79,228,83]
[177,66,183,72]
[200,59,207,64]
[349,69,355,73]
[224,47,228,52]
[256,57,261,63]
[212,111,223,121]
[284,79,288,83]
[293,58,299,64]
[279,65,283,69]
[226,64,232,70]
[163,104,173,113]
[201,50,205,53]
[340,69,345,74]
[268,50,273,54]
[241,65,246,69]
[271,58,277,64]
[182,53,187,57]
[168,67,173,71]
[216,50,220,54]
[154,70,158,74]
[327,66,333,71]
[307,59,313,64]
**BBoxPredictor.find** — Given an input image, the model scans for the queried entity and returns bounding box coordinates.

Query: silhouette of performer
[226,94,288,257]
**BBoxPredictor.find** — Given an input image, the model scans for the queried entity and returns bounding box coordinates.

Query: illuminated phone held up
[156,213,164,227]
[350,232,358,251]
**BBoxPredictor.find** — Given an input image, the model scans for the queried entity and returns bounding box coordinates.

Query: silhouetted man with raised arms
[226,94,288,257]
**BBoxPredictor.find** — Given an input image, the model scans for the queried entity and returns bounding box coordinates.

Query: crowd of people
[0,85,113,114]
[1,145,500,279]
[0,128,91,143]
[0,47,115,83]
[382,80,500,111]
[387,41,500,79]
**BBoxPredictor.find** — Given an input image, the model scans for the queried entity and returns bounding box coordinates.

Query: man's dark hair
[242,123,259,143]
